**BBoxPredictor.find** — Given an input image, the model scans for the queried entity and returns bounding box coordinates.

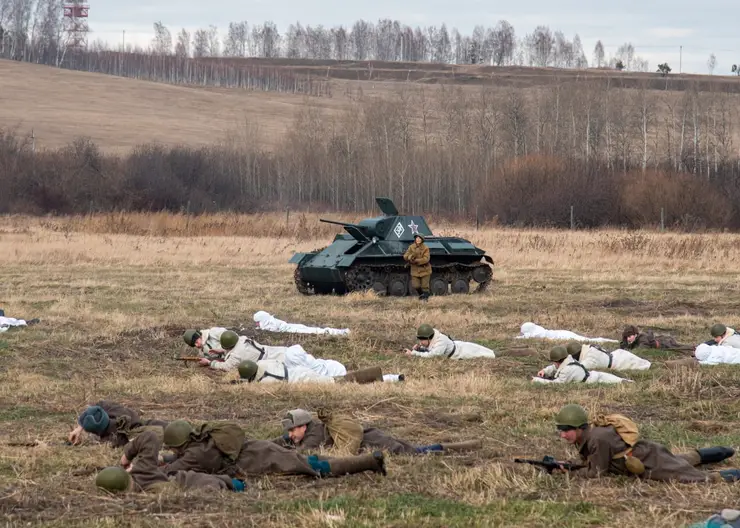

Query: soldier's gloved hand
[536,369,546,377]
[198,358,211,366]
[120,454,131,468]
[404,349,414,355]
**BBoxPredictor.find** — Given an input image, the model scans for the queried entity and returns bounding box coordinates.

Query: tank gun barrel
[319,218,362,228]
[320,218,371,241]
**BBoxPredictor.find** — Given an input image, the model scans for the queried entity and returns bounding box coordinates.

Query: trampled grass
[1,215,739,527]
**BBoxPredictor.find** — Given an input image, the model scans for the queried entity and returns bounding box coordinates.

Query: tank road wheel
[430,275,449,296]
[372,281,388,296]
[451,278,470,294]
[389,276,408,297]
[294,267,312,295]
[472,264,493,293]
[345,267,375,292]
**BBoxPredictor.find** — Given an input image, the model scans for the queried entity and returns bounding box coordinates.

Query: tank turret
[289,197,493,297]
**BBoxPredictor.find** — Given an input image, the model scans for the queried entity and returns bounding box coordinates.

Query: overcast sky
[89,0,739,75]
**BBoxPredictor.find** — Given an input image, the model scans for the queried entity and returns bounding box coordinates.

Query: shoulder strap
[571,360,590,382]
[261,363,288,381]
[245,338,266,360]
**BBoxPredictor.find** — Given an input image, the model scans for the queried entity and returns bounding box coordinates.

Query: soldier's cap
[282,409,313,431]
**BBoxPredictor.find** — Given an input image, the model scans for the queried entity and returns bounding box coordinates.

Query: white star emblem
[408,221,419,234]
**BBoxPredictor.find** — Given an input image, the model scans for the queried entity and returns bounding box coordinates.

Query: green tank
[289,197,494,296]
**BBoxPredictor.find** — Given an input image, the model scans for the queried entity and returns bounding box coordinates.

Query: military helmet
[711,323,727,338]
[414,234,425,242]
[95,466,131,492]
[417,324,434,339]
[549,345,569,362]
[163,420,193,448]
[220,330,239,350]
[183,329,201,347]
[566,342,582,357]
[281,409,313,431]
[554,404,589,429]
[237,360,258,381]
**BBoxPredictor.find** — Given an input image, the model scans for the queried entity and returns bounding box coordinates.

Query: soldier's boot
[694,446,736,465]
[326,451,387,477]
[439,439,483,452]
[342,366,384,384]
[718,469,740,482]
[419,291,430,301]
[498,348,539,357]
[415,443,444,454]
[665,358,698,368]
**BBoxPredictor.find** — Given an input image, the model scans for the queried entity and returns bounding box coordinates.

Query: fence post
[660,207,665,232]
[570,205,574,230]
[476,206,479,230]
[185,200,191,234]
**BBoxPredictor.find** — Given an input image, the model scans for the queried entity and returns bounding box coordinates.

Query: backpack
[590,414,639,446]
[590,414,644,474]
[193,421,246,461]
[317,408,363,455]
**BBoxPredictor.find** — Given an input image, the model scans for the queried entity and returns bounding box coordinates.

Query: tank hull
[291,235,494,296]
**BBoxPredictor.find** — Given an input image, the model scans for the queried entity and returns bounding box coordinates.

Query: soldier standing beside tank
[403,235,432,301]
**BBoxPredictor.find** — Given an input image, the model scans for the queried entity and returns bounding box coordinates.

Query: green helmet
[566,342,582,357]
[220,330,239,350]
[417,324,434,339]
[711,323,727,338]
[554,404,589,428]
[163,420,193,448]
[95,466,131,492]
[549,345,569,362]
[238,360,258,381]
[183,329,200,347]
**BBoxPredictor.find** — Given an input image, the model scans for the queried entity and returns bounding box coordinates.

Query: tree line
[2,80,739,230]
[1,0,693,73]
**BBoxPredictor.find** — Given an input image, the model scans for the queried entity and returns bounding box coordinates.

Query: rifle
[72,465,107,476]
[514,455,585,474]
[2,440,73,447]
[175,353,224,362]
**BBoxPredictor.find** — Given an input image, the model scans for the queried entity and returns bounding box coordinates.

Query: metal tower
[62,1,90,50]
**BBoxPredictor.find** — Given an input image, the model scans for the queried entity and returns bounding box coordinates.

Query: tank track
[344,261,493,296]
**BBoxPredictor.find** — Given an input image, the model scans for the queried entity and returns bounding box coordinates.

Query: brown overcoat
[163,435,321,478]
[93,400,168,448]
[569,425,710,483]
[272,419,419,455]
[124,430,233,491]
[403,243,432,277]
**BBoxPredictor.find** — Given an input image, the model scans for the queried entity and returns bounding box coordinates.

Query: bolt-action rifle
[514,455,585,474]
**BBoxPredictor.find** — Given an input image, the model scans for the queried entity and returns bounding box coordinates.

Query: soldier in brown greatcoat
[620,325,692,351]
[94,430,245,494]
[551,404,738,483]
[403,234,432,300]
[160,420,387,479]
[273,408,482,455]
[68,400,169,448]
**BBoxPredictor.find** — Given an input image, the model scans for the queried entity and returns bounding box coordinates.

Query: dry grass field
[4,58,740,156]
[0,60,347,153]
[1,213,740,526]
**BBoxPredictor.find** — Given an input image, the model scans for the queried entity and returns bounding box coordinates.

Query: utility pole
[679,45,682,73]
[122,29,125,49]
